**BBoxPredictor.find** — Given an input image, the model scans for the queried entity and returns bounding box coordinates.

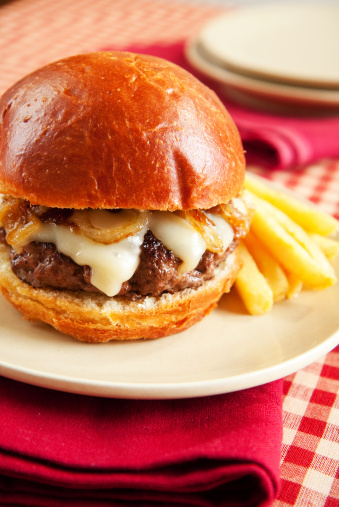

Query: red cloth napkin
[118,42,339,170]
[0,376,282,506]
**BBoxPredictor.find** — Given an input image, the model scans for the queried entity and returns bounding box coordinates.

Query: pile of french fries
[234,173,339,316]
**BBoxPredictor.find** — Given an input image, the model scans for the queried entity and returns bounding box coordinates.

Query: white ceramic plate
[185,38,339,111]
[197,3,339,89]
[0,181,338,399]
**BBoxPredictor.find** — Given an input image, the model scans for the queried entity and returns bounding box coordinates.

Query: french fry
[244,230,289,302]
[308,233,339,260]
[248,192,337,290]
[284,271,303,299]
[235,241,273,315]
[245,173,339,236]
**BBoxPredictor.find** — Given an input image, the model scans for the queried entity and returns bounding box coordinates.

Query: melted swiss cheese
[24,210,235,297]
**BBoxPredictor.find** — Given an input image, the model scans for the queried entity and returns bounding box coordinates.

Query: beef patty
[0,228,236,300]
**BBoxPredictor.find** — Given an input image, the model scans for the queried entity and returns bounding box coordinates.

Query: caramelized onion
[0,196,40,251]
[30,204,49,217]
[71,209,149,244]
[176,209,224,254]
[215,192,254,239]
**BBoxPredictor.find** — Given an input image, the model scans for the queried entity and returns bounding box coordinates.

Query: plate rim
[0,324,338,399]
[196,3,339,89]
[185,38,339,107]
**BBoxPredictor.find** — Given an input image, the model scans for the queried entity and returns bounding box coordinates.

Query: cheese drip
[148,212,206,274]
[28,223,147,297]
[206,212,234,250]
[23,210,234,297]
[149,211,234,274]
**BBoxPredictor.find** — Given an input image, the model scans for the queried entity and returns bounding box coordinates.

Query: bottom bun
[0,243,240,342]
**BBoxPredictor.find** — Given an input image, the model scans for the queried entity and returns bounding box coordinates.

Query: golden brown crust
[0,242,240,342]
[0,51,245,210]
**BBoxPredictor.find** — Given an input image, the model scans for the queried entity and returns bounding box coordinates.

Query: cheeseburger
[0,51,252,342]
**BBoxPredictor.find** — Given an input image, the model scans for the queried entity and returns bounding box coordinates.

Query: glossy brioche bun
[0,51,246,342]
[0,51,245,210]
[0,242,240,342]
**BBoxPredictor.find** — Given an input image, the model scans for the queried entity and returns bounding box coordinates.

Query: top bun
[0,51,245,210]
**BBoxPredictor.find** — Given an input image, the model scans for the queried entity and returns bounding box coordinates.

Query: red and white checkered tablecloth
[0,1,338,505]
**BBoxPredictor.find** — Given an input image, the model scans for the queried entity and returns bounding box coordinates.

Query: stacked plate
[185,2,339,113]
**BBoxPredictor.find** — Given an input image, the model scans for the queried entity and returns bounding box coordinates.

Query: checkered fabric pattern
[252,162,339,221]
[0,1,338,505]
[276,347,339,506]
